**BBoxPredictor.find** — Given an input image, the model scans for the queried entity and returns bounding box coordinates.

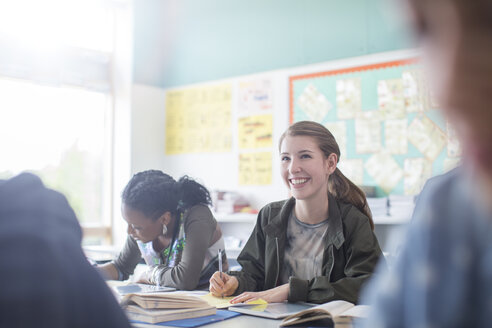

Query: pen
[218,249,223,298]
[218,249,223,278]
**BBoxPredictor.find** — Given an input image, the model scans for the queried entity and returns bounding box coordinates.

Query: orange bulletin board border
[288,58,419,123]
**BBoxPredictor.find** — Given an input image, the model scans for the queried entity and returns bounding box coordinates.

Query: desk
[108,284,282,328]
[131,314,281,328]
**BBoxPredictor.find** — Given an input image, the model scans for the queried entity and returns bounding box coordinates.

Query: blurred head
[404,0,492,196]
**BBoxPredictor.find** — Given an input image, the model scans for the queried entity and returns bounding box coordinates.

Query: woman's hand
[209,271,238,297]
[230,283,289,304]
[135,269,153,284]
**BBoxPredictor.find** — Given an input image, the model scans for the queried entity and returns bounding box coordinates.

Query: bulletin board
[289,58,461,196]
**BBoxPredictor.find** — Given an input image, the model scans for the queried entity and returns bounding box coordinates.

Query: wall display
[237,78,274,186]
[165,83,232,154]
[238,114,273,150]
[238,151,272,186]
[289,58,461,196]
[238,79,274,113]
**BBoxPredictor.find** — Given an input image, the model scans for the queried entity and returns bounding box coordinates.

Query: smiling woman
[209,121,384,305]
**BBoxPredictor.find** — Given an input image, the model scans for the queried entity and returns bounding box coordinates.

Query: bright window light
[0,77,111,225]
[0,0,123,242]
[0,0,114,52]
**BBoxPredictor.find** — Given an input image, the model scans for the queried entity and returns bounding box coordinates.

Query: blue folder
[132,310,241,327]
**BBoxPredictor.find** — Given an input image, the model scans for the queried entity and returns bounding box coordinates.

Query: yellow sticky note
[200,293,268,309]
[246,298,268,305]
[200,293,235,309]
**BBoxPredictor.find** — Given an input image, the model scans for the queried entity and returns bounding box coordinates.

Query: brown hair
[279,121,374,230]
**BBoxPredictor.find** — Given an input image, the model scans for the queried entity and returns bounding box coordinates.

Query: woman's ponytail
[174,176,212,210]
[329,168,374,230]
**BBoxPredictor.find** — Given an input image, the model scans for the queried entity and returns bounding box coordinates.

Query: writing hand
[209,271,238,297]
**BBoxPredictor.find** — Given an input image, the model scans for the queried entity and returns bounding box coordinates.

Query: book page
[281,300,354,326]
[338,305,370,318]
[123,293,207,309]
[312,300,354,317]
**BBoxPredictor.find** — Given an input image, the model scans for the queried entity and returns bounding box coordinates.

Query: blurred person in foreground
[359,0,492,327]
[0,173,131,328]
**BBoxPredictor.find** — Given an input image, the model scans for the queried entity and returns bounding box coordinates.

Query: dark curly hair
[121,170,212,220]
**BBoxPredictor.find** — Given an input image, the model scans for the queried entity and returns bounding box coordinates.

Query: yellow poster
[239,152,272,185]
[238,114,273,150]
[165,84,232,154]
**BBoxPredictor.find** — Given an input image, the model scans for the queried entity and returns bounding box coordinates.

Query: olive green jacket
[229,195,385,304]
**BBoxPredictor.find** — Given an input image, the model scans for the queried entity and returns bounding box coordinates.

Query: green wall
[133,0,412,88]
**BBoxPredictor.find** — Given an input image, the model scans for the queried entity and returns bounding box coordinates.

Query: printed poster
[365,152,403,194]
[355,110,382,154]
[239,152,272,185]
[336,78,361,119]
[378,79,406,119]
[165,84,232,154]
[338,159,364,186]
[324,121,347,158]
[408,115,447,161]
[238,79,274,113]
[404,158,432,195]
[402,70,428,112]
[385,119,408,154]
[297,83,332,122]
[238,114,273,149]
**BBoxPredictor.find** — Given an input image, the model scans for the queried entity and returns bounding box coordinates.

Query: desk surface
[109,285,282,328]
[131,314,282,328]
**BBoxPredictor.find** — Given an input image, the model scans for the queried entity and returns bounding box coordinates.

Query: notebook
[115,283,175,295]
[228,302,315,319]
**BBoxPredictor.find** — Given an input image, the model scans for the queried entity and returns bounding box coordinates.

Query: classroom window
[0,77,112,231]
[0,0,131,245]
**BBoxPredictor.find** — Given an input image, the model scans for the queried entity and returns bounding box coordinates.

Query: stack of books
[121,292,215,324]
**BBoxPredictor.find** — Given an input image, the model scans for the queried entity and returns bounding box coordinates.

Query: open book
[280,300,369,327]
[121,292,216,324]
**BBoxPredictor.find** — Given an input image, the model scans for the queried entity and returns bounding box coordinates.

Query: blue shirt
[358,168,492,328]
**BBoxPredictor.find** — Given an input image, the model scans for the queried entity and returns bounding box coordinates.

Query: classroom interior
[0,0,460,266]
